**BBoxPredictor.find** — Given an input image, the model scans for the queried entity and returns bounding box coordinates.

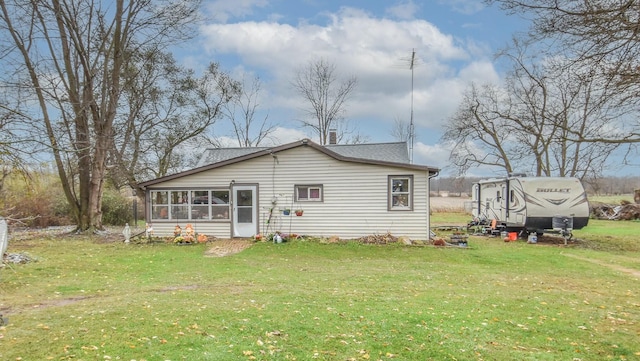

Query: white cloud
[413,141,452,169]
[201,8,469,72]
[385,1,420,20]
[266,127,311,145]
[212,127,309,147]
[199,7,501,146]
[414,139,510,177]
[205,0,269,23]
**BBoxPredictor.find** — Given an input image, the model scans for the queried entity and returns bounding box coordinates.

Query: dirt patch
[532,234,581,246]
[563,253,640,279]
[8,226,130,243]
[156,285,200,292]
[204,239,254,257]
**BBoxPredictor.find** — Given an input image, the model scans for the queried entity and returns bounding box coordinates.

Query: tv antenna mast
[408,49,416,164]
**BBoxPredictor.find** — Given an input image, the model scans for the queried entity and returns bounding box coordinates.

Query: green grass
[572,219,640,252]
[431,211,471,225]
[2,223,640,360]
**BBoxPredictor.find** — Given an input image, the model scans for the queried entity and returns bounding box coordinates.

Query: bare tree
[343,132,371,144]
[391,116,412,142]
[222,75,275,147]
[443,83,518,175]
[0,108,20,178]
[443,41,622,179]
[109,54,240,194]
[0,89,37,170]
[487,0,640,141]
[291,58,358,144]
[0,0,200,232]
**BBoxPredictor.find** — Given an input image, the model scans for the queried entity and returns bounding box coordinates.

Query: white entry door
[232,185,257,237]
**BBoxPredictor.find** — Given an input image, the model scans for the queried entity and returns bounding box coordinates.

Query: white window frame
[295,184,323,202]
[149,188,230,221]
[151,191,169,219]
[388,175,413,211]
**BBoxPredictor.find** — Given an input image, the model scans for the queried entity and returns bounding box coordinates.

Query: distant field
[589,194,634,204]
[430,196,469,212]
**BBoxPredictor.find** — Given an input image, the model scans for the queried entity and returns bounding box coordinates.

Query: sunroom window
[150,189,230,221]
[151,191,169,219]
[389,176,413,210]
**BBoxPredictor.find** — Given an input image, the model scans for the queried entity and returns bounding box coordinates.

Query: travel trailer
[470,176,589,238]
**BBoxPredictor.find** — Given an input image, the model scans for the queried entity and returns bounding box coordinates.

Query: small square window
[295,185,323,202]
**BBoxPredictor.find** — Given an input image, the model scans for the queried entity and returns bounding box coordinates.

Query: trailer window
[388,175,413,211]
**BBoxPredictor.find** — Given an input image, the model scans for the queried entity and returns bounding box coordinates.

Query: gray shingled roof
[195,147,267,167]
[195,141,409,167]
[325,142,409,163]
[141,139,437,188]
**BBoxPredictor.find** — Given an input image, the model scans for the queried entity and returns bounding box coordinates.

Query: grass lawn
[1,220,639,360]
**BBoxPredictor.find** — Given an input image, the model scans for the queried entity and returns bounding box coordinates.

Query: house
[138,138,439,240]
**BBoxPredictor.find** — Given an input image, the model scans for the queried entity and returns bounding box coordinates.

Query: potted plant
[295,209,304,216]
[283,208,291,216]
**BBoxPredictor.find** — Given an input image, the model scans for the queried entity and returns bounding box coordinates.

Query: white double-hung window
[389,175,413,210]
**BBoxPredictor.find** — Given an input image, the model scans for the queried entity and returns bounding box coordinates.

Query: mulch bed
[204,239,254,257]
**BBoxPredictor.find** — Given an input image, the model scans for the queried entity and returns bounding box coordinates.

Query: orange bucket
[508,232,518,241]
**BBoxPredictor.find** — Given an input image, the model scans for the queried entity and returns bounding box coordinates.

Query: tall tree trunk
[1,0,200,232]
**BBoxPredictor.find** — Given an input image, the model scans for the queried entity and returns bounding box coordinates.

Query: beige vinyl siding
[145,146,431,239]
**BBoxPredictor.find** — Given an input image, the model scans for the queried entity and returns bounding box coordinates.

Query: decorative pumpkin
[197,233,208,243]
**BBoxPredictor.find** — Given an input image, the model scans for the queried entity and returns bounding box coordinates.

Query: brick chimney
[328,129,337,144]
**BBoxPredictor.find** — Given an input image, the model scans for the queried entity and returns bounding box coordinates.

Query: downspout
[427,170,440,239]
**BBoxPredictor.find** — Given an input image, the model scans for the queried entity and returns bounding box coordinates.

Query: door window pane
[237,190,253,206]
[237,207,253,223]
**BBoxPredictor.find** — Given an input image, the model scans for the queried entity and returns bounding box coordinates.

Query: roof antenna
[409,48,416,164]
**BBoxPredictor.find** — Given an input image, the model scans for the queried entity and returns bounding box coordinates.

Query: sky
[175,0,529,176]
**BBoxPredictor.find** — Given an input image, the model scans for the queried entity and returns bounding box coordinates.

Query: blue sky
[176,0,529,175]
